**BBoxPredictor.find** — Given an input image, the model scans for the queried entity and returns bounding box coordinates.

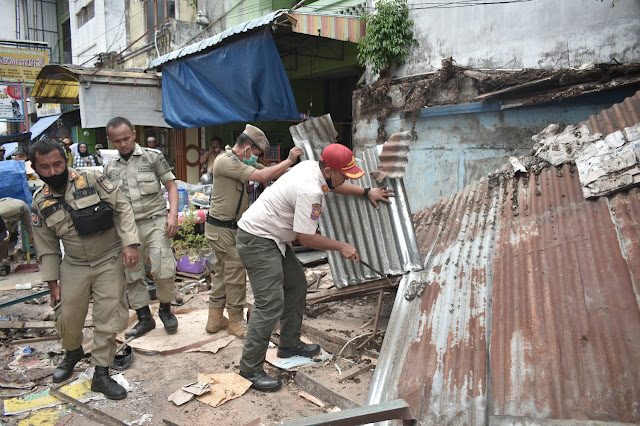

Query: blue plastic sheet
[161,30,300,129]
[0,161,33,206]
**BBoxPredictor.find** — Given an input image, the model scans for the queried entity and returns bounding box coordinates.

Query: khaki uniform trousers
[125,215,176,308]
[236,229,307,373]
[205,223,246,310]
[56,254,128,367]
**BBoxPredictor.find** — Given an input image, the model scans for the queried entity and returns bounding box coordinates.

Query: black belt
[206,215,238,230]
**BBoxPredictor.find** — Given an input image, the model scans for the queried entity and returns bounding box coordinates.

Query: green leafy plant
[171,206,209,260]
[357,0,418,77]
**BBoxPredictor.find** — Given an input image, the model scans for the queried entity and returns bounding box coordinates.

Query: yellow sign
[0,46,49,82]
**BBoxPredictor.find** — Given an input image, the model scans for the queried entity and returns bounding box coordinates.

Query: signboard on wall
[37,103,62,117]
[79,83,169,128]
[0,84,25,121]
[0,46,49,82]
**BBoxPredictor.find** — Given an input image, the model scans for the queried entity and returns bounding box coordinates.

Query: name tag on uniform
[138,166,153,172]
[39,199,62,218]
[73,187,97,199]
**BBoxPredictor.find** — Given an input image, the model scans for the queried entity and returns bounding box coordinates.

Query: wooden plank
[294,371,360,411]
[338,364,374,383]
[0,320,93,330]
[299,391,326,409]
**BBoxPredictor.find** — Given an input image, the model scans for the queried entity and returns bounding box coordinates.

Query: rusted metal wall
[368,166,640,424]
[491,166,640,422]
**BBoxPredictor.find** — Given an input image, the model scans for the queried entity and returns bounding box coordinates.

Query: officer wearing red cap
[235,143,393,392]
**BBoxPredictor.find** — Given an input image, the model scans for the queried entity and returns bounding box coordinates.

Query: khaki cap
[242,124,270,152]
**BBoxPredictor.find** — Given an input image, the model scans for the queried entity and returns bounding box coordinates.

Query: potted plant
[172,206,210,274]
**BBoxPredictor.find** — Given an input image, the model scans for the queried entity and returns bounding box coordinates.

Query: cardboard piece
[181,381,211,396]
[167,389,194,406]
[185,335,235,354]
[196,373,252,408]
[123,309,230,355]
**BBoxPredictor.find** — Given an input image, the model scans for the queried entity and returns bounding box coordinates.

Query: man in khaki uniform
[0,197,33,263]
[104,117,179,337]
[29,139,140,400]
[205,124,303,338]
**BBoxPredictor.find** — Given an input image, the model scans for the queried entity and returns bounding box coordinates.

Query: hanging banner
[0,46,49,82]
[0,84,25,121]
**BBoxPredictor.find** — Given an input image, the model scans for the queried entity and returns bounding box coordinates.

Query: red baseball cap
[320,144,364,179]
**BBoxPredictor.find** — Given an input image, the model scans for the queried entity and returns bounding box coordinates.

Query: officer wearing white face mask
[204,124,304,338]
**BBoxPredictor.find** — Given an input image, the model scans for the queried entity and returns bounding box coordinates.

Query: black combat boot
[277,342,321,359]
[52,347,84,383]
[124,306,156,338]
[239,370,282,392]
[91,366,127,400]
[158,302,178,333]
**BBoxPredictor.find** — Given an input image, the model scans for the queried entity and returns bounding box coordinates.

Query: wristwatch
[363,187,370,197]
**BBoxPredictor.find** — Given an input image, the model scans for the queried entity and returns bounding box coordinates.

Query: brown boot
[227,308,247,339]
[205,308,229,333]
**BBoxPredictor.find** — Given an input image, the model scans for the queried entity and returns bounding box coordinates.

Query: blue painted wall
[354,90,637,214]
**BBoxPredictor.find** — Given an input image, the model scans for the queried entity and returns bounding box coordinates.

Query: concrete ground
[0,254,395,426]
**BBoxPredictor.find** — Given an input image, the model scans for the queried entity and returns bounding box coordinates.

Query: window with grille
[146,0,176,34]
[76,1,95,29]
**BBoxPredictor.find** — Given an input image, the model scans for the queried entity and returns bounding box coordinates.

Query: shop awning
[289,12,366,43]
[29,114,60,140]
[160,29,300,129]
[31,65,169,129]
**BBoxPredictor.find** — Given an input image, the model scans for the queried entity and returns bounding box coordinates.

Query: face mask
[214,147,221,153]
[242,146,258,166]
[40,167,69,190]
[326,170,335,190]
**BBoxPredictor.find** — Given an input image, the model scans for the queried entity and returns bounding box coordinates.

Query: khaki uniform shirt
[103,144,175,220]
[31,168,140,282]
[238,161,328,256]
[0,197,32,235]
[208,146,264,221]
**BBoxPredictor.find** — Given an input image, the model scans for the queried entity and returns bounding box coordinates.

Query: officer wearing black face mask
[29,139,140,400]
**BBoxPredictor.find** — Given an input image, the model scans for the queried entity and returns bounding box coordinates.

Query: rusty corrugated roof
[367,91,640,424]
[583,90,640,136]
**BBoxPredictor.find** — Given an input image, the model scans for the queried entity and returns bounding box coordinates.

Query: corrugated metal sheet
[371,131,411,182]
[368,91,640,424]
[149,11,289,68]
[289,12,365,43]
[584,91,640,137]
[289,115,422,288]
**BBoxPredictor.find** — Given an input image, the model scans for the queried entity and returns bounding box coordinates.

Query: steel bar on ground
[281,398,416,425]
[0,290,50,309]
[49,385,126,426]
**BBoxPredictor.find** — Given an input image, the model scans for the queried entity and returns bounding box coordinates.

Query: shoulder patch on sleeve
[160,158,171,173]
[31,208,41,227]
[229,154,241,165]
[98,175,116,193]
[310,203,323,221]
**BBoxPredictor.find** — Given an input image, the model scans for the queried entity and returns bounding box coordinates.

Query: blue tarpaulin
[0,161,33,206]
[29,114,61,140]
[161,30,300,129]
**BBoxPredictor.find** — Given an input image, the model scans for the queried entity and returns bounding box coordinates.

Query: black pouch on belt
[56,198,115,237]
